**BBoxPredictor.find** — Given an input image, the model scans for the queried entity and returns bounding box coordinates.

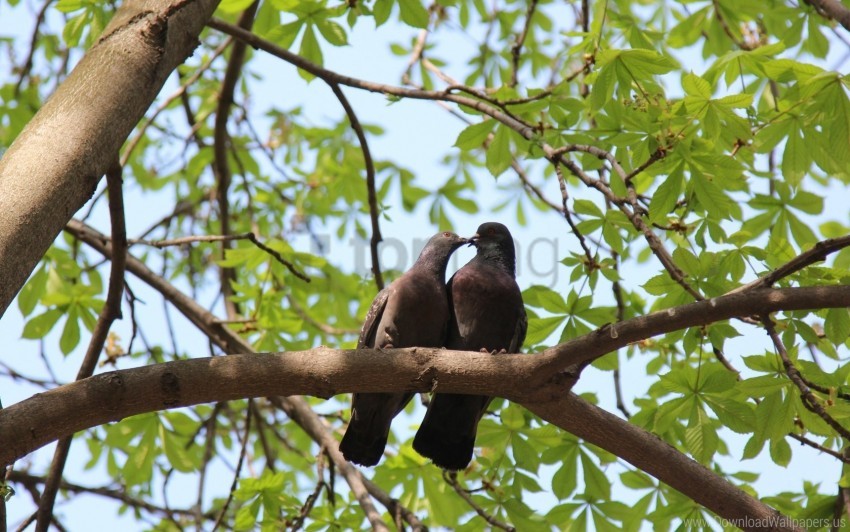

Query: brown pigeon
[413,222,526,470]
[339,231,467,466]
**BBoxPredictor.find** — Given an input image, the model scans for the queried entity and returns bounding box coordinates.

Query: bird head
[467,222,517,274]
[468,222,513,250]
[418,231,468,263]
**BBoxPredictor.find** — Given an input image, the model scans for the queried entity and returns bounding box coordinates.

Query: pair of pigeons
[339,222,527,471]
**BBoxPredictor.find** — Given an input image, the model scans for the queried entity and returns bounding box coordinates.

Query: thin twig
[195,404,220,529]
[554,164,595,266]
[763,317,850,442]
[131,232,311,282]
[213,3,259,320]
[8,471,202,522]
[287,295,358,336]
[444,472,514,532]
[510,0,538,87]
[249,401,277,472]
[731,236,850,293]
[13,0,51,96]
[610,252,631,418]
[290,450,326,531]
[211,402,252,532]
[787,433,849,463]
[329,82,384,290]
[833,482,850,531]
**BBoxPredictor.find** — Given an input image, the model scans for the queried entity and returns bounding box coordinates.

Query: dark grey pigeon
[413,222,526,470]
[339,231,467,467]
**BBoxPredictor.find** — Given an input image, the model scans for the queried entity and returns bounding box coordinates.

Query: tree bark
[0,0,220,318]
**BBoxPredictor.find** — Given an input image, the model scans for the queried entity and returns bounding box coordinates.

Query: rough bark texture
[0,0,220,318]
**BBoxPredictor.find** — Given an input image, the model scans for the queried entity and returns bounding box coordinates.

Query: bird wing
[510,303,528,353]
[357,287,389,349]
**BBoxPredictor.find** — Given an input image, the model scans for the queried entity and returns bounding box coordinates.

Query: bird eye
[443,232,451,237]
[488,227,496,235]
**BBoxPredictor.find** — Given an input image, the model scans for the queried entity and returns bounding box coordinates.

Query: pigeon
[339,231,468,467]
[413,222,527,471]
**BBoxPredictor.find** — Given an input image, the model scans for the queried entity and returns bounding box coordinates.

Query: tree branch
[509,0,538,87]
[36,162,127,532]
[445,472,514,531]
[804,0,850,33]
[213,2,258,320]
[525,394,802,532]
[131,232,310,282]
[0,344,815,531]
[328,82,384,290]
[763,317,850,442]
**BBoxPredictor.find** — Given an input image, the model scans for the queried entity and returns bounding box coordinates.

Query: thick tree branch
[0,0,221,318]
[528,285,850,383]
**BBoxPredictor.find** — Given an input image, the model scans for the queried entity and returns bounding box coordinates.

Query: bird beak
[467,233,480,247]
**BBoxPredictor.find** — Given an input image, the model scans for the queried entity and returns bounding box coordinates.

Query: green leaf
[18,266,48,317]
[315,18,347,46]
[485,125,512,177]
[22,308,64,339]
[372,0,393,26]
[552,460,578,500]
[691,175,735,220]
[682,72,711,99]
[398,0,430,28]
[160,422,198,473]
[59,308,81,355]
[525,316,566,345]
[704,395,754,433]
[648,169,683,224]
[769,436,792,467]
[454,120,495,150]
[685,406,718,463]
[297,25,323,81]
[218,0,255,13]
[523,285,569,313]
[581,451,611,500]
[589,64,616,112]
[781,123,809,185]
[825,307,850,347]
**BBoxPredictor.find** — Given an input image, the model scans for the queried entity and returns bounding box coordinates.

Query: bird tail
[339,392,412,467]
[413,393,491,471]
